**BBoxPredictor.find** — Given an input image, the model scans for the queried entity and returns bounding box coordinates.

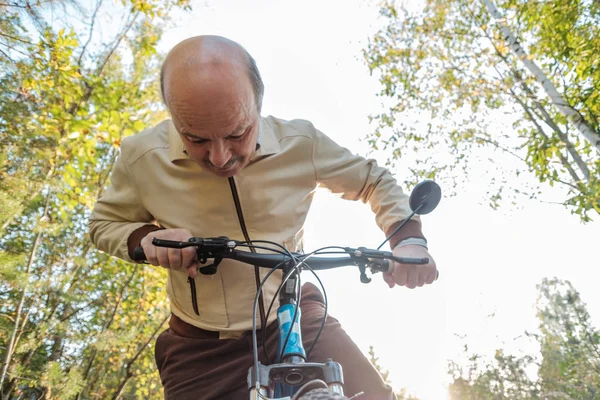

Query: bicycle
[133,180,441,399]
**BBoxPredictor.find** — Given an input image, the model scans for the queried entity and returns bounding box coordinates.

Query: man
[89,35,437,399]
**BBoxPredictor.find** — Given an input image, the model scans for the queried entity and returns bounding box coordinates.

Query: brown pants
[155,283,395,400]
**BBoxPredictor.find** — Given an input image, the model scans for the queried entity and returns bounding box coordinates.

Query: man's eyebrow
[183,132,206,140]
[228,123,250,137]
[180,121,252,139]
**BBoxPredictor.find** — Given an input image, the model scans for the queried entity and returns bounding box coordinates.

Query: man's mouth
[204,157,240,172]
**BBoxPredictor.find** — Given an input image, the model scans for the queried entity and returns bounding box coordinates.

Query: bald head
[160,35,264,112]
[160,36,264,177]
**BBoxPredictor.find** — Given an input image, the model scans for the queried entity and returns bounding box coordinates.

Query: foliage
[0,0,191,398]
[364,0,600,221]
[448,278,600,399]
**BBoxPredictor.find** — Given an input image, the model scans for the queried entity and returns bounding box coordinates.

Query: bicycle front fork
[247,268,345,399]
[247,360,345,399]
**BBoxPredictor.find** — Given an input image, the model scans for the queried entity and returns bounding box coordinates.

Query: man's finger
[142,240,159,266]
[168,248,182,270]
[417,268,427,287]
[383,272,395,288]
[157,248,169,268]
[181,247,196,268]
[394,265,408,287]
[187,261,199,278]
[425,268,437,284]
[406,267,417,289]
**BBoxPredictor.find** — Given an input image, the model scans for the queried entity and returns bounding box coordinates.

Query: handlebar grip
[396,257,439,280]
[133,246,147,262]
[397,257,429,265]
[381,258,440,280]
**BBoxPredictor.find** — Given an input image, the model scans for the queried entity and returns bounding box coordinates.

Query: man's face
[167,72,259,178]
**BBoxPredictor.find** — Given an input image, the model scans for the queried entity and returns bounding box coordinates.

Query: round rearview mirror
[409,180,442,215]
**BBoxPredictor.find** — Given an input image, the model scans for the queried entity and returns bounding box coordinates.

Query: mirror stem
[377,204,423,250]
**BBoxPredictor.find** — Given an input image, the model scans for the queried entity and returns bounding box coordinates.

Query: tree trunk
[0,232,42,396]
[481,0,600,153]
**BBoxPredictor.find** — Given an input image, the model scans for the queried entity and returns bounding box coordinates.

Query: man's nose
[208,141,231,167]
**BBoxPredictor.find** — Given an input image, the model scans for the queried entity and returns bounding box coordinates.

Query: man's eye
[189,137,208,144]
[228,135,244,141]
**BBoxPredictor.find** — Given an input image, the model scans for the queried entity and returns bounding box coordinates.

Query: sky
[154,0,600,398]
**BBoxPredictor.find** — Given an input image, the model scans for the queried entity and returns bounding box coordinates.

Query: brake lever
[346,247,431,284]
[345,247,430,266]
[152,238,197,248]
[151,237,236,274]
[189,236,234,249]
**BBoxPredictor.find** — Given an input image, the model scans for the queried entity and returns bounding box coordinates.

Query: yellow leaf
[97,131,110,141]
[108,124,120,134]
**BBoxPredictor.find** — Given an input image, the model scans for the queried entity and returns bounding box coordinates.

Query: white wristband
[393,237,428,250]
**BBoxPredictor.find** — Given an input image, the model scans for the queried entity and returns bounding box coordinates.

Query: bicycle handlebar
[132,237,433,281]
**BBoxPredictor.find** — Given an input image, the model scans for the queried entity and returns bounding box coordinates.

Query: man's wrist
[393,236,428,250]
[386,219,425,249]
[127,225,164,259]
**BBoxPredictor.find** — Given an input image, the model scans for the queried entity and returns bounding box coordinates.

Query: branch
[508,86,583,189]
[534,105,590,181]
[473,135,526,162]
[0,314,15,323]
[0,188,50,392]
[571,304,600,373]
[77,0,103,67]
[536,199,570,206]
[507,67,591,181]
[0,32,32,45]
[542,391,573,399]
[486,57,583,187]
[94,11,140,77]
[481,0,600,153]
[5,296,102,394]
[95,146,118,200]
[0,47,13,62]
[475,10,591,183]
[59,300,97,323]
[105,269,137,331]
[75,268,137,399]
[60,241,94,296]
[67,10,140,117]
[0,40,29,56]
[0,2,28,8]
[110,313,169,400]
[1,152,57,233]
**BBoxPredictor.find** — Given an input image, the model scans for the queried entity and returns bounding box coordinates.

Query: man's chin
[202,162,241,177]
[211,168,238,178]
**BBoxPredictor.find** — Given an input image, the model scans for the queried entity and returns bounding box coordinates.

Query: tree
[447,278,600,399]
[363,0,600,221]
[0,0,191,398]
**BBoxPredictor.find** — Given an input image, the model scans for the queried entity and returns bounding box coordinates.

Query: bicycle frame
[132,236,429,399]
[130,179,442,400]
[247,266,345,400]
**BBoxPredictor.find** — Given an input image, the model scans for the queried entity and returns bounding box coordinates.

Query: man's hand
[383,245,437,289]
[140,228,199,278]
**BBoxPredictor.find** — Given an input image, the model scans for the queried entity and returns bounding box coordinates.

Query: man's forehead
[171,96,249,125]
